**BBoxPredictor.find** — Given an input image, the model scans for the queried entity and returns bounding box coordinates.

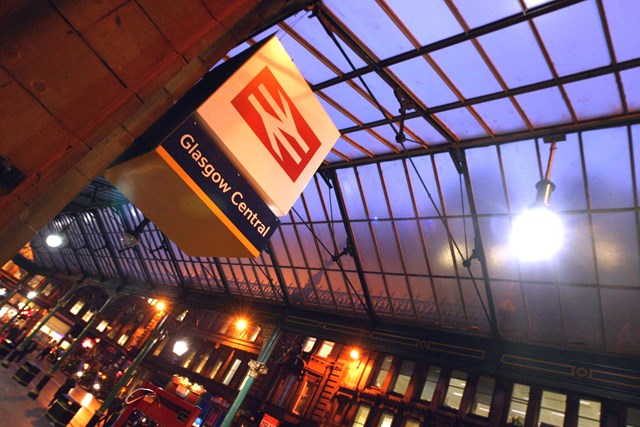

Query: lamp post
[2,283,81,367]
[85,311,170,427]
[220,324,281,427]
[28,293,117,399]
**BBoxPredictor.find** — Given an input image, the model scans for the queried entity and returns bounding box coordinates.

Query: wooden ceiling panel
[137,0,226,61]
[202,0,259,31]
[81,1,186,100]
[53,0,128,32]
[0,1,136,140]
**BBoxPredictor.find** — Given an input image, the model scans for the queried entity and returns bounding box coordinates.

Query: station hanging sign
[196,36,339,216]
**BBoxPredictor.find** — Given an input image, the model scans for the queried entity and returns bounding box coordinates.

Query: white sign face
[196,37,339,216]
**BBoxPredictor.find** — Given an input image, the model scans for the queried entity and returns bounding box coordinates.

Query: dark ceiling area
[4,0,640,378]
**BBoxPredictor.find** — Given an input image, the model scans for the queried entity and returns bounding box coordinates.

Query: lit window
[628,407,640,427]
[317,341,334,358]
[117,334,129,346]
[302,337,317,353]
[182,348,196,369]
[443,371,467,410]
[208,359,223,380]
[292,379,317,415]
[96,320,108,332]
[274,375,297,407]
[507,384,530,426]
[222,359,242,385]
[81,310,94,322]
[405,421,420,427]
[352,405,371,427]
[249,326,261,342]
[70,301,84,315]
[471,377,495,417]
[420,365,441,401]
[195,348,213,374]
[578,399,601,427]
[392,360,415,395]
[539,390,566,427]
[378,412,394,427]
[374,355,394,388]
[152,337,169,357]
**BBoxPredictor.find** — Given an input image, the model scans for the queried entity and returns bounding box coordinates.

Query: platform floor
[0,353,101,426]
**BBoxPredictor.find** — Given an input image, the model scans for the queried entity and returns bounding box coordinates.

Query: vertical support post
[220,325,281,427]
[2,283,81,367]
[28,293,117,399]
[85,313,169,427]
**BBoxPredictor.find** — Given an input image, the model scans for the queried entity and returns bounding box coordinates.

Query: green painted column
[2,283,81,367]
[220,325,281,427]
[85,313,170,427]
[28,293,117,399]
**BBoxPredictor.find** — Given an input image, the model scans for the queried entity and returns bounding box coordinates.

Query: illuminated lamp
[173,340,189,357]
[511,137,565,261]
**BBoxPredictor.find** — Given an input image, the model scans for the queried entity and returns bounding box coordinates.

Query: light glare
[173,340,189,356]
[511,207,564,261]
[46,234,64,248]
[236,319,247,331]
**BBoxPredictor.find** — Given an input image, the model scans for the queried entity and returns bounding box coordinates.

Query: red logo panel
[232,66,322,182]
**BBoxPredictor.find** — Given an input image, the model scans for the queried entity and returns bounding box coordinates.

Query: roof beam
[312,0,588,91]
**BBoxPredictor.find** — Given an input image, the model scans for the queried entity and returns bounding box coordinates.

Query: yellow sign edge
[156,146,260,257]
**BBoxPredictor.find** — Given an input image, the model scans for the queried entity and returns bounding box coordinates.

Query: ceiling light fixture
[511,136,565,261]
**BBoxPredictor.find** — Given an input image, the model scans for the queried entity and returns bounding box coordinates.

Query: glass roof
[30,0,640,358]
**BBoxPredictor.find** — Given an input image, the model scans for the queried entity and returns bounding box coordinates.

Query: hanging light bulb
[511,139,565,261]
[173,340,189,356]
[46,233,65,248]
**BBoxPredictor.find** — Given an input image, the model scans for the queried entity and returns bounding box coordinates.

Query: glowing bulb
[511,207,564,261]
[27,291,37,299]
[0,288,6,296]
[350,349,360,360]
[173,340,188,356]
[155,301,166,311]
[46,234,64,248]
[236,319,247,331]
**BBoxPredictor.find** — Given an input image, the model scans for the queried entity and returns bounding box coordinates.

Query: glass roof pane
[277,34,337,85]
[290,13,368,72]
[533,0,610,76]
[352,221,380,272]
[407,155,444,218]
[358,163,389,219]
[387,274,411,310]
[372,221,403,273]
[634,125,640,202]
[466,145,508,214]
[583,126,633,209]
[451,0,522,29]
[492,281,528,337]
[279,225,304,267]
[347,130,394,157]
[325,150,347,163]
[420,219,456,277]
[460,279,490,332]
[519,256,556,284]
[514,87,572,127]
[323,0,414,59]
[478,21,553,88]
[353,72,401,116]
[523,282,564,344]
[433,277,466,329]
[434,153,464,215]
[602,0,640,62]
[621,68,640,112]
[387,59,458,107]
[434,107,488,140]
[430,41,503,99]
[601,288,640,354]
[472,98,529,134]
[381,160,414,219]
[555,214,598,284]
[479,216,519,281]
[300,179,325,223]
[388,0,462,45]
[317,97,357,129]
[395,220,429,276]
[560,286,604,348]
[564,74,623,120]
[296,225,323,269]
[333,137,371,160]
[404,117,449,145]
[524,0,555,8]
[547,133,587,211]
[500,139,541,211]
[592,212,640,286]
[408,276,439,325]
[336,167,366,220]
[320,82,386,123]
